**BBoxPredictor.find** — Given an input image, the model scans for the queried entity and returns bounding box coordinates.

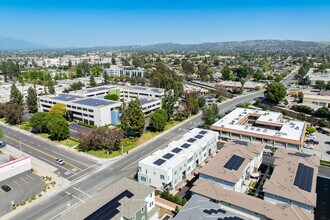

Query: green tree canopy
[150,109,168,132]
[89,74,96,87]
[49,103,66,117]
[47,114,69,140]
[10,83,23,105]
[265,82,287,104]
[30,112,49,133]
[27,87,38,113]
[120,99,145,137]
[104,93,119,101]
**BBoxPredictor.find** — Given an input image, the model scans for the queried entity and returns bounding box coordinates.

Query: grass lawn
[0,118,6,123]
[36,133,79,147]
[15,121,31,131]
[82,119,186,158]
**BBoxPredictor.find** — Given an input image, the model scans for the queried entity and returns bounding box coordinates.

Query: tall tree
[120,99,145,137]
[162,89,176,120]
[10,83,23,105]
[103,71,109,85]
[30,112,49,133]
[48,81,55,94]
[90,74,96,87]
[27,87,38,113]
[150,109,168,132]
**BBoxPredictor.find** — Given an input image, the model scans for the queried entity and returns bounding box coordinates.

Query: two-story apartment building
[138,128,219,190]
[263,149,319,214]
[198,140,263,193]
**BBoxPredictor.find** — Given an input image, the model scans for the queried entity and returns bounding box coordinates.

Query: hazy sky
[1,0,329,47]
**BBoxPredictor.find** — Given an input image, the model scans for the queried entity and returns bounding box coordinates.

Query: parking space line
[27,175,35,180]
[13,181,21,187]
[20,177,29,183]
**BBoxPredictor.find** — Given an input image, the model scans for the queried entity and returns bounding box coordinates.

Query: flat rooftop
[212,108,306,144]
[73,98,118,107]
[139,98,159,105]
[46,93,84,102]
[263,149,319,207]
[191,179,312,220]
[306,68,330,81]
[198,140,264,183]
[139,128,218,171]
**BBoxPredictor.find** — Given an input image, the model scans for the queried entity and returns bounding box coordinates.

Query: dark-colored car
[1,185,11,192]
[305,139,319,145]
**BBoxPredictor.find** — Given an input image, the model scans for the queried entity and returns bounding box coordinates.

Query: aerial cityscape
[0,1,329,220]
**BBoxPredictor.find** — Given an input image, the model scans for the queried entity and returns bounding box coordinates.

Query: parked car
[304,144,314,149]
[305,139,319,145]
[55,159,65,165]
[263,151,272,157]
[1,185,11,192]
[0,141,5,147]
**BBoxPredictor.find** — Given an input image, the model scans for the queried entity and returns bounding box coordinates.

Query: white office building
[104,65,144,78]
[39,93,122,126]
[138,128,219,190]
[211,108,306,150]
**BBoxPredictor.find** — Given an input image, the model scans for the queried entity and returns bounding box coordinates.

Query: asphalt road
[0,125,99,181]
[11,91,264,220]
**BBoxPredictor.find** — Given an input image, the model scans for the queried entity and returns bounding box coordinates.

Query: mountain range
[0,36,329,52]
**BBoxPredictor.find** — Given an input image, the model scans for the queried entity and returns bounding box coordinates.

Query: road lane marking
[5,135,83,171]
[72,187,92,198]
[27,175,34,180]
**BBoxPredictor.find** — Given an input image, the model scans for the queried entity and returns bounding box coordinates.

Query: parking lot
[69,123,90,139]
[0,171,44,216]
[302,130,330,161]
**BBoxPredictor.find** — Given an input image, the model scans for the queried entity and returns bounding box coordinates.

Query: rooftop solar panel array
[199,130,207,135]
[233,140,248,146]
[180,143,191,149]
[153,158,166,166]
[51,94,83,101]
[187,138,196,143]
[195,135,204,139]
[163,153,174,160]
[73,98,117,107]
[172,148,182,153]
[293,163,314,192]
[224,155,245,170]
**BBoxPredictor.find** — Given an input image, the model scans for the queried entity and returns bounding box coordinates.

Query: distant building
[216,81,263,92]
[61,178,158,220]
[263,149,319,214]
[306,68,330,85]
[211,108,306,150]
[303,93,330,108]
[199,140,263,193]
[138,128,218,190]
[104,65,144,78]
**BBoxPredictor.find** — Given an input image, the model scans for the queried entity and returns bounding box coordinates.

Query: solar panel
[195,135,204,139]
[180,143,191,149]
[234,140,248,146]
[86,190,133,220]
[199,130,207,135]
[224,155,245,170]
[153,158,166,166]
[73,98,116,107]
[172,148,182,153]
[163,153,174,160]
[293,163,314,192]
[288,152,311,158]
[187,138,196,143]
